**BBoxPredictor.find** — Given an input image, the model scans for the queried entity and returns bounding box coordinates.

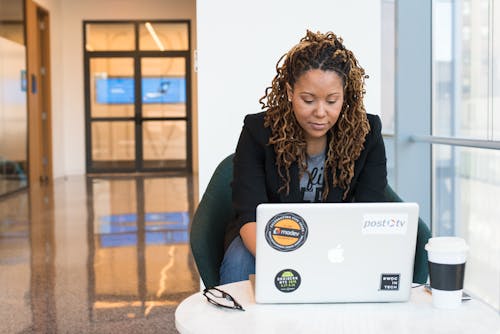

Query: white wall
[34,0,196,178]
[30,0,379,187]
[197,0,381,195]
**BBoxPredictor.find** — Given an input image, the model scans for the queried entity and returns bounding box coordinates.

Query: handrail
[410,135,500,150]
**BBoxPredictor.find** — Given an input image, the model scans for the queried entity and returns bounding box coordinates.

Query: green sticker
[275,269,301,293]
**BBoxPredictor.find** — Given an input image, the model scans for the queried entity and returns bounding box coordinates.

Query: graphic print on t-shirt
[300,166,324,202]
[300,152,325,202]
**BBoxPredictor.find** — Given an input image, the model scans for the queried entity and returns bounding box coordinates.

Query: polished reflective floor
[0,174,200,333]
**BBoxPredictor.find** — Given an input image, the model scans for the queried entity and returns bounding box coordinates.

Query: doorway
[84,21,192,173]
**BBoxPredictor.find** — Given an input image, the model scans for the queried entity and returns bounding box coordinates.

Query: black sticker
[380,273,400,291]
[274,269,301,293]
[265,212,308,252]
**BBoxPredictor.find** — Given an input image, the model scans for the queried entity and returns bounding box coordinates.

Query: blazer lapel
[279,161,302,203]
[325,166,344,203]
[323,131,344,202]
[325,183,344,202]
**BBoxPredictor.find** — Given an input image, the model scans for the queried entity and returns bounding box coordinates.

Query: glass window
[493,2,500,140]
[0,0,24,44]
[432,0,500,311]
[139,22,188,51]
[433,0,454,137]
[142,121,186,169]
[90,58,135,118]
[91,121,135,169]
[381,0,395,135]
[381,0,396,186]
[433,0,491,139]
[433,145,500,310]
[0,0,27,197]
[141,57,186,118]
[85,23,135,51]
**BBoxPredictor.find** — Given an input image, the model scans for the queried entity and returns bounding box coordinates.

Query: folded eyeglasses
[203,287,245,311]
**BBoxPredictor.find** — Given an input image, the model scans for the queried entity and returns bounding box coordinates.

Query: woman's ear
[286,83,293,101]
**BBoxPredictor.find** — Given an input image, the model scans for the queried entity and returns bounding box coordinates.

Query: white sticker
[362,214,408,234]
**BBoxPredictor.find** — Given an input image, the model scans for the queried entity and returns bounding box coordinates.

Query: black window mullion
[140,117,187,121]
[89,117,136,122]
[133,50,189,57]
[84,51,137,58]
[184,55,192,171]
[134,22,143,171]
[84,22,92,173]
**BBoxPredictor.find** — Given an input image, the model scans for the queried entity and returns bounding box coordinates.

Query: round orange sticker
[265,212,308,251]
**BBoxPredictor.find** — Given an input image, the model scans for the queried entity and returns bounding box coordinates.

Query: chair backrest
[190,154,235,288]
[384,185,431,284]
[190,153,430,288]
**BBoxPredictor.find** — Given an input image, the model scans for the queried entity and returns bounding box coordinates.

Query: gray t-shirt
[300,151,325,202]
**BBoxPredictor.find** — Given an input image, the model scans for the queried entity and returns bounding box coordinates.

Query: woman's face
[287,69,344,149]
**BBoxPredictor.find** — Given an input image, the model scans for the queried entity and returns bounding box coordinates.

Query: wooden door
[25,0,52,185]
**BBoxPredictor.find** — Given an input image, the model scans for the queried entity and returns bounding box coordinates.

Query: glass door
[0,0,28,197]
[84,21,191,173]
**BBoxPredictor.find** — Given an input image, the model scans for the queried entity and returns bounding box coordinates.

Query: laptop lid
[254,202,419,304]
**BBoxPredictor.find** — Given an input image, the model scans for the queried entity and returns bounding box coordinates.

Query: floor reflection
[0,191,31,333]
[30,185,57,333]
[0,173,200,333]
[87,175,198,323]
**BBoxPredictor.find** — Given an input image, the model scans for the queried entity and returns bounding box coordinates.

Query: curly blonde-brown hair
[260,30,370,200]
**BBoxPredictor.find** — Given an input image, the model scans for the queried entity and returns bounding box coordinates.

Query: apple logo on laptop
[328,244,345,263]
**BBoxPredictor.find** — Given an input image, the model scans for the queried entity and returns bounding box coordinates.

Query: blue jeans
[219,236,255,285]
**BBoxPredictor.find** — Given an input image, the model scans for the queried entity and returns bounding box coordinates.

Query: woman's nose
[314,102,327,117]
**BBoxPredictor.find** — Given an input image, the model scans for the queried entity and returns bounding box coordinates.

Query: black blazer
[225,112,387,247]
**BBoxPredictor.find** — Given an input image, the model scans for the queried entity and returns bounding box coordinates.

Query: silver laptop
[254,202,419,303]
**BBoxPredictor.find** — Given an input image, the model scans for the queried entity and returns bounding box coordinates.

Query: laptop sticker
[275,269,301,293]
[379,273,400,291]
[362,214,408,234]
[265,212,308,251]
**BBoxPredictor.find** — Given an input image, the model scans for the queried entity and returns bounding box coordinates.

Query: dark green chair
[383,186,431,284]
[190,154,431,288]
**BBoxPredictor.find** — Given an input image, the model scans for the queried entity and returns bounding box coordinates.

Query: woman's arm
[239,222,257,256]
[352,114,388,202]
[232,113,270,253]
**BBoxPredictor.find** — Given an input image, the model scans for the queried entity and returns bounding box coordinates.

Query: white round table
[175,280,500,334]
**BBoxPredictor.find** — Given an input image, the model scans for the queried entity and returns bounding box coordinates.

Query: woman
[220,30,387,284]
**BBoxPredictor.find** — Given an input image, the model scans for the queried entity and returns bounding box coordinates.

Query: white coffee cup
[424,237,469,309]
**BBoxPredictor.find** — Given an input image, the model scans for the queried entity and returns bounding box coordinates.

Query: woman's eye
[327,100,337,104]
[303,100,314,104]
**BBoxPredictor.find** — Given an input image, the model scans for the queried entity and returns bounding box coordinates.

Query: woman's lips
[309,122,327,130]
